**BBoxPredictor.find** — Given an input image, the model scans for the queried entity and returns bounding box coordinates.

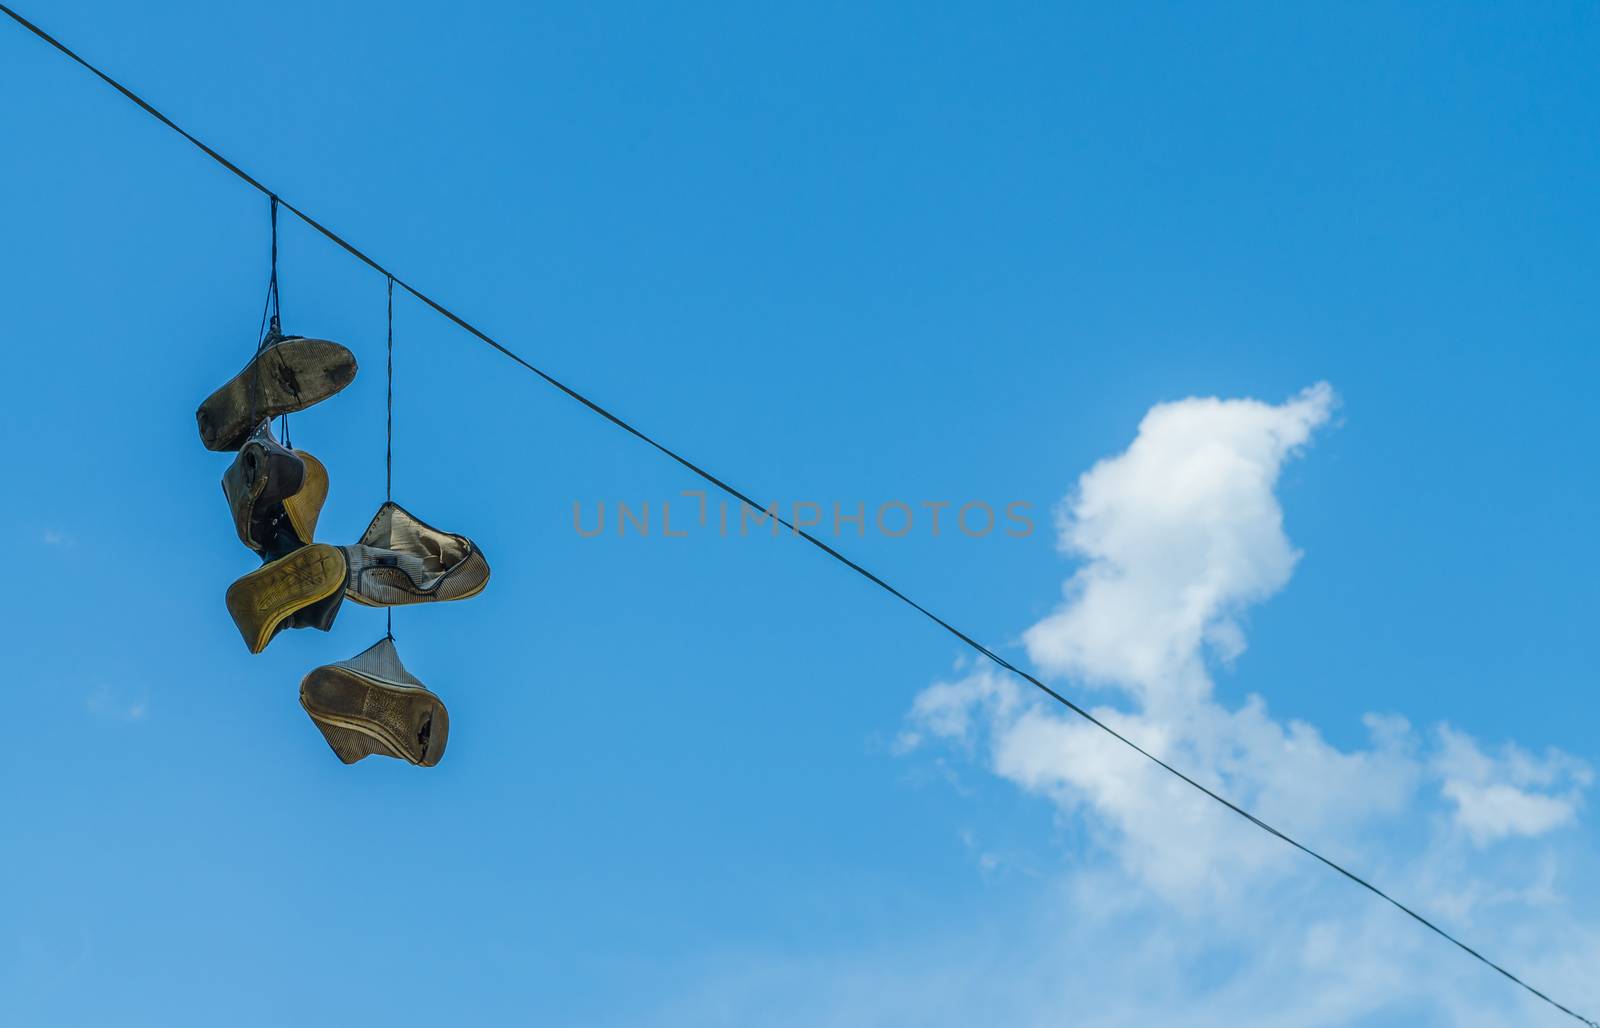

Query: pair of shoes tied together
[224,498,487,653]
[297,505,483,764]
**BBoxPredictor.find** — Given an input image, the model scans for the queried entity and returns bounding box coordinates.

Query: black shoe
[196,325,357,452]
[221,419,303,553]
[221,420,331,558]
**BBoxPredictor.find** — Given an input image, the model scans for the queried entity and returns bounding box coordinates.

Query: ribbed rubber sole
[300,665,449,766]
[224,544,346,654]
[283,449,328,544]
[196,338,358,451]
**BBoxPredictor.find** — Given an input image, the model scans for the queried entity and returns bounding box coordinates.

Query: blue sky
[2,3,1597,1025]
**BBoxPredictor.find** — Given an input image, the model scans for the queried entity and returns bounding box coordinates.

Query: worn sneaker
[196,326,358,452]
[224,543,348,653]
[221,421,332,558]
[300,637,449,766]
[343,502,490,606]
[221,420,304,553]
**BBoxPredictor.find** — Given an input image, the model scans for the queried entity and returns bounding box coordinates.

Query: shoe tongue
[245,420,300,472]
[247,417,280,446]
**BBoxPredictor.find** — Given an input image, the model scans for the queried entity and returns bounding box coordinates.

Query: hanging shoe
[224,543,348,653]
[300,637,449,766]
[221,421,332,558]
[343,502,490,607]
[221,419,304,552]
[255,450,334,560]
[196,325,358,452]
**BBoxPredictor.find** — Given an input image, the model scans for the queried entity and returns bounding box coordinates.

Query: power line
[2,5,1593,1024]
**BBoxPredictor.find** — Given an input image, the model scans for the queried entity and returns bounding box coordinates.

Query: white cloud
[1434,726,1591,844]
[878,384,1599,1022]
[1022,383,1332,708]
[42,529,70,546]
[905,384,1434,901]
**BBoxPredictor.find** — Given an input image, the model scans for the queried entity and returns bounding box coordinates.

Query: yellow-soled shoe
[224,543,347,654]
[283,449,328,544]
[300,638,449,766]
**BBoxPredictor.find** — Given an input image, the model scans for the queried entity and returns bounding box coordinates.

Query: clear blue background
[2,3,1595,1025]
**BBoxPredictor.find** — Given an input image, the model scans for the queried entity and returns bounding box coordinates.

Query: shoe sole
[283,450,328,544]
[225,543,347,654]
[197,339,358,451]
[300,666,449,766]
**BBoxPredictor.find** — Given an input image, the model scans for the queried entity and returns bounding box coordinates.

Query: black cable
[268,194,281,329]
[386,274,394,642]
[386,275,394,504]
[2,6,1593,1024]
[256,196,279,345]
[254,195,292,445]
